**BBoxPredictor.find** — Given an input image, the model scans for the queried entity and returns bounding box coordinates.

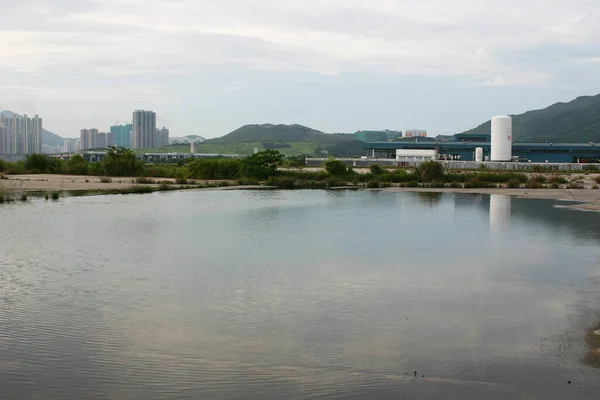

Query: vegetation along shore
[1,148,599,207]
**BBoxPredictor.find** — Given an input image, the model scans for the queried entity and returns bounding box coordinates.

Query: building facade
[0,113,43,155]
[155,127,169,148]
[131,110,156,149]
[80,129,113,150]
[111,123,133,148]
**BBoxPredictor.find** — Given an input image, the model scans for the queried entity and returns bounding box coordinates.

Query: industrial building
[362,116,600,164]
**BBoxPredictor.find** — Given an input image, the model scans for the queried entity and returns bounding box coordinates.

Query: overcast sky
[0,0,599,138]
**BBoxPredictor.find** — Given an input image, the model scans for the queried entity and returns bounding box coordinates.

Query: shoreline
[2,174,600,210]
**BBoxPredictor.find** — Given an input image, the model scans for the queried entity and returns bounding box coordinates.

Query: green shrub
[464,178,494,188]
[366,179,381,188]
[506,179,521,188]
[188,159,241,180]
[44,193,49,200]
[323,158,349,176]
[51,191,60,200]
[530,174,547,184]
[326,177,348,187]
[20,193,28,201]
[158,183,172,191]
[100,177,112,183]
[405,181,419,188]
[415,161,443,182]
[592,185,599,189]
[550,175,568,184]
[265,176,296,188]
[449,182,463,188]
[369,164,383,175]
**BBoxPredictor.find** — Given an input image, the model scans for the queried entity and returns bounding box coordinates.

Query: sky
[0,0,599,138]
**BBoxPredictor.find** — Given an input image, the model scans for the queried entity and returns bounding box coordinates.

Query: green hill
[461,94,600,142]
[208,124,354,144]
[42,129,66,147]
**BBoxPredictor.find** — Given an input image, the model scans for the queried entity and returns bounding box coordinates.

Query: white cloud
[0,0,599,135]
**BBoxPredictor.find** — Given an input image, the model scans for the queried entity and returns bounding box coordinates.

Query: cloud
[0,0,599,136]
[1,0,598,81]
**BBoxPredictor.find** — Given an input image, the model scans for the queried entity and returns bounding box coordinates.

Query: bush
[463,178,494,188]
[0,159,5,172]
[20,193,28,201]
[449,182,463,188]
[236,178,260,186]
[158,183,172,191]
[568,182,584,189]
[238,150,284,179]
[550,182,561,189]
[366,179,381,188]
[415,161,444,182]
[530,174,547,184]
[64,154,89,175]
[323,158,349,176]
[369,164,383,175]
[592,185,599,189]
[266,176,296,189]
[136,177,154,184]
[100,177,112,183]
[404,181,419,188]
[188,159,241,180]
[550,175,568,184]
[51,191,60,200]
[326,177,348,187]
[506,179,521,188]
[595,176,600,184]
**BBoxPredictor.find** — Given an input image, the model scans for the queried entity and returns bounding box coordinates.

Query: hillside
[42,129,65,147]
[207,124,354,144]
[461,94,600,142]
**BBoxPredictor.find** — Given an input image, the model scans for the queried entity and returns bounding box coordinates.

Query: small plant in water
[51,191,60,200]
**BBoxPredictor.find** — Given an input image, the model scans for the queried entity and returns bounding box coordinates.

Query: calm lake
[1,190,599,399]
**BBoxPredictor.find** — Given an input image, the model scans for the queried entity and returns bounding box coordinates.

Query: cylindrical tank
[475,147,483,162]
[491,115,512,161]
[190,142,196,154]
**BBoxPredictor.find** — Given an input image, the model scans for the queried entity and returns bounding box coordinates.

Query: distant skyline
[1,0,599,138]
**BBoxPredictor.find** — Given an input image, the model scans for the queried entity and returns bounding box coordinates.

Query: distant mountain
[42,129,65,147]
[208,124,354,144]
[461,94,600,142]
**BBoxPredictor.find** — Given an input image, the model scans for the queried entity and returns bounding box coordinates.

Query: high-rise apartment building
[110,123,133,148]
[62,138,79,153]
[0,117,9,154]
[0,112,43,155]
[155,127,169,148]
[80,128,97,150]
[131,110,156,149]
[80,129,114,150]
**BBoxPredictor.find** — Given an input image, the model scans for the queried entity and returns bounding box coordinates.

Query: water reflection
[489,194,511,234]
[0,190,599,399]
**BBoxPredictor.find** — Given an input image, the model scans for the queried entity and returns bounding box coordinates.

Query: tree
[24,154,57,173]
[64,154,89,175]
[323,158,349,176]
[100,146,144,176]
[415,161,444,182]
[238,150,284,179]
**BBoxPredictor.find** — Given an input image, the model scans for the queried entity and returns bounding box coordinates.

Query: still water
[1,190,599,399]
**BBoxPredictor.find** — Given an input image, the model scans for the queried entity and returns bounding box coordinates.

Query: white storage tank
[475,147,484,162]
[491,115,512,161]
